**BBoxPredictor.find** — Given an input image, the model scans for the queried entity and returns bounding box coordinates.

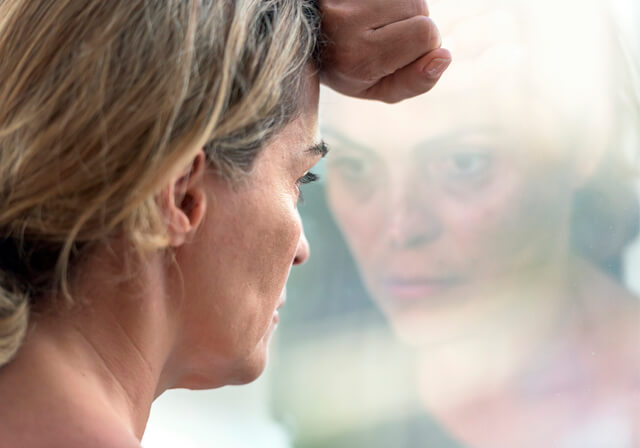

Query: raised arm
[319,0,451,103]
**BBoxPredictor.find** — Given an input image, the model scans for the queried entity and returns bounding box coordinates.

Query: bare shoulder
[0,372,141,448]
[0,408,141,448]
[60,427,142,448]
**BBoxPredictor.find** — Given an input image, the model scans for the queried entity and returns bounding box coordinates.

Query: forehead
[255,69,321,170]
[292,67,321,143]
[320,83,538,162]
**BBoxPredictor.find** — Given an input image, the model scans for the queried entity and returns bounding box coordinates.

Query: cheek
[441,187,527,267]
[327,179,387,261]
[229,196,302,301]
[440,165,572,274]
[257,210,302,290]
[181,191,301,347]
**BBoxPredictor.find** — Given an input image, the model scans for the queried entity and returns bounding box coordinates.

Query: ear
[160,151,207,247]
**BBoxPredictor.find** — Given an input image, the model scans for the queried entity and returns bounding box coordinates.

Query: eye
[442,152,492,180]
[327,156,372,183]
[296,171,319,203]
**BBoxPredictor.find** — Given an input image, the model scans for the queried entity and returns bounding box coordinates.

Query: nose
[388,181,442,250]
[293,230,310,265]
[389,212,441,249]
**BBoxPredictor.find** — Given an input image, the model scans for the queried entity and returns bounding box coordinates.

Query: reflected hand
[319,0,451,103]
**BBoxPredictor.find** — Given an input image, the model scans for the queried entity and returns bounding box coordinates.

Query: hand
[319,0,451,103]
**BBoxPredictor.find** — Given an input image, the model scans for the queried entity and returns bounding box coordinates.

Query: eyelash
[296,171,319,203]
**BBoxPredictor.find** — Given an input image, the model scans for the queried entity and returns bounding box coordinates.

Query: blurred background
[144,0,640,446]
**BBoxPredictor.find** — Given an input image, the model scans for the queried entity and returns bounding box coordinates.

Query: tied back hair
[0,0,322,367]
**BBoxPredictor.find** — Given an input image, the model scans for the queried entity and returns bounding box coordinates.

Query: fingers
[366,0,430,28]
[364,15,442,81]
[363,48,452,103]
[322,0,430,29]
[318,0,451,102]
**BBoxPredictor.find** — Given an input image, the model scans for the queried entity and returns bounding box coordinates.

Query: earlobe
[161,151,208,247]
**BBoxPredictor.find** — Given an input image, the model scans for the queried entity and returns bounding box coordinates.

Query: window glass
[146,0,640,446]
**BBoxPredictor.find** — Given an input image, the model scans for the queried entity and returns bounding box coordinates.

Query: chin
[228,350,269,385]
[221,334,273,386]
[171,340,270,390]
[174,352,268,390]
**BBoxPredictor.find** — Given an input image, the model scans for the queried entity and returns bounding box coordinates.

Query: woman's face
[323,81,584,344]
[172,70,323,387]
[321,0,613,344]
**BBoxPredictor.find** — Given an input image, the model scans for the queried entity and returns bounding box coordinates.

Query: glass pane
[147,0,640,446]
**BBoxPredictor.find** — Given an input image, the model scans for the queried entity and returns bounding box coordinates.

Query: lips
[273,302,283,325]
[273,290,287,324]
[276,288,287,310]
[382,276,463,300]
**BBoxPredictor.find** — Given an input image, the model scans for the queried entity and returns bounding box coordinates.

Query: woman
[320,0,640,445]
[0,0,449,446]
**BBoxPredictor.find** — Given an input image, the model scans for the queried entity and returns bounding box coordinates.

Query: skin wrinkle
[68,323,139,423]
[0,1,336,445]
[67,296,160,436]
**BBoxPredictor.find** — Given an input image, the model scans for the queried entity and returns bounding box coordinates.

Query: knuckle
[414,16,440,48]
[409,0,429,17]
[413,15,432,39]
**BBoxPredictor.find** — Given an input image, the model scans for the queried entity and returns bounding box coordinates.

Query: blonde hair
[0,0,321,367]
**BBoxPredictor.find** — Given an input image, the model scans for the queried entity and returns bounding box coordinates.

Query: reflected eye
[442,152,492,179]
[426,149,494,192]
[327,156,371,183]
[296,171,319,203]
[327,153,382,202]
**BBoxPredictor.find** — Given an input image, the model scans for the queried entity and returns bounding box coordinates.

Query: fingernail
[424,58,451,78]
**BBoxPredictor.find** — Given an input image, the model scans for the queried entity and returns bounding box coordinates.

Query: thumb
[363,48,452,103]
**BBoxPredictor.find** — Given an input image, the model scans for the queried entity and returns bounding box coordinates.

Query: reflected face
[174,69,324,387]
[323,88,582,343]
[321,0,612,344]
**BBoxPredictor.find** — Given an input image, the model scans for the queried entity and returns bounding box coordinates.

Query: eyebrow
[306,140,329,158]
[321,128,376,156]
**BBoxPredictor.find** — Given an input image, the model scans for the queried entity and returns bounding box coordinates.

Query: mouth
[273,290,287,324]
[276,295,286,311]
[273,304,284,324]
[382,276,463,300]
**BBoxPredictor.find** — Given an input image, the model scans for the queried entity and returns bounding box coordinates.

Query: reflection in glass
[276,0,640,446]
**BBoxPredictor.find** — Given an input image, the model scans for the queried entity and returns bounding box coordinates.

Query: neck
[25,247,178,439]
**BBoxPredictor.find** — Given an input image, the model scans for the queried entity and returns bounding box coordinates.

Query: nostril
[293,233,310,265]
[388,212,442,250]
